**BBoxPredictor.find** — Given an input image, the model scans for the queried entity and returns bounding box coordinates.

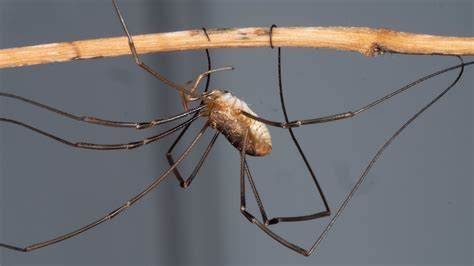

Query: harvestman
[0,0,472,256]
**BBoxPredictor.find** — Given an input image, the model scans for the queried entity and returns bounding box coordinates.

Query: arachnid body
[0,0,472,264]
[203,90,272,157]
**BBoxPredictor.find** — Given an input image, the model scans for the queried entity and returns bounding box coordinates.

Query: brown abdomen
[206,92,272,157]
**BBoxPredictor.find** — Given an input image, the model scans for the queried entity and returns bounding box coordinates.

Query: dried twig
[0,27,473,69]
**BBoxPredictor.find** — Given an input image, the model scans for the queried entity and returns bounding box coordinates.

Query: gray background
[0,0,472,265]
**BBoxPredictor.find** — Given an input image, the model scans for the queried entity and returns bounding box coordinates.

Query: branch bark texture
[0,27,473,69]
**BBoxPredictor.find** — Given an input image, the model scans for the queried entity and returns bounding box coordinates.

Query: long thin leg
[167,131,219,188]
[166,47,216,187]
[0,123,209,252]
[112,0,184,93]
[239,129,309,256]
[112,0,233,111]
[0,114,201,150]
[306,58,467,255]
[242,60,474,129]
[241,37,331,229]
[114,0,188,111]
[268,47,330,225]
[240,59,466,256]
[0,91,205,129]
[244,161,269,223]
[245,159,330,226]
[259,28,328,224]
[187,67,233,100]
[239,44,330,226]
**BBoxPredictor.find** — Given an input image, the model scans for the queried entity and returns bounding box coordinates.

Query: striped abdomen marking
[203,90,272,156]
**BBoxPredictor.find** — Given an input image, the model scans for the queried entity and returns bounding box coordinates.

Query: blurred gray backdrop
[0,0,472,265]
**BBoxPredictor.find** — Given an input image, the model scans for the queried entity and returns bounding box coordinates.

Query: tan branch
[0,27,473,69]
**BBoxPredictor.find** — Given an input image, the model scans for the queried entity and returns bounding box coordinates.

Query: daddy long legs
[0,0,473,262]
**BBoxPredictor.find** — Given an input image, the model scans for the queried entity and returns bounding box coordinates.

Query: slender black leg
[269,24,277,49]
[186,67,233,99]
[238,33,330,256]
[112,1,233,111]
[243,142,330,226]
[239,129,310,256]
[0,123,209,252]
[0,114,201,151]
[306,57,467,256]
[166,44,218,188]
[112,0,184,93]
[0,91,205,129]
[243,161,269,224]
[240,57,466,256]
[239,31,468,255]
[241,60,474,129]
[167,131,219,188]
[265,47,330,226]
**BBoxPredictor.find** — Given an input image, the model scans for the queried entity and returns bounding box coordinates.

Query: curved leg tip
[267,218,280,225]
